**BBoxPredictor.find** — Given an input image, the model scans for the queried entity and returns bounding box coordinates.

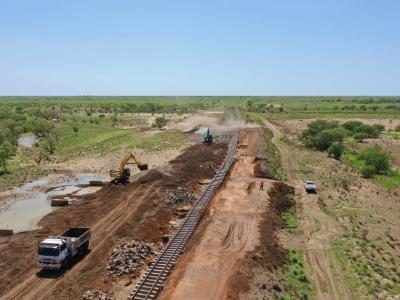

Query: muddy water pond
[18,133,38,148]
[0,174,105,233]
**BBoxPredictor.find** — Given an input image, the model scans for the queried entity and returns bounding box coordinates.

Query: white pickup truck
[304,181,317,193]
[37,227,90,270]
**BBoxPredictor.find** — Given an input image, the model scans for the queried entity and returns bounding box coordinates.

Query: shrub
[372,124,385,133]
[354,124,379,138]
[358,147,391,174]
[353,132,368,142]
[30,118,54,137]
[153,115,167,129]
[301,119,340,138]
[361,165,375,178]
[303,127,347,151]
[395,125,400,132]
[342,121,363,132]
[327,142,345,160]
[0,141,17,172]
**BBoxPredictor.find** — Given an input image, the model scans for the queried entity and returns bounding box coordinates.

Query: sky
[0,0,399,96]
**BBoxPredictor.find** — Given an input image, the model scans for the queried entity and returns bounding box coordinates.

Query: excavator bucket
[138,163,148,171]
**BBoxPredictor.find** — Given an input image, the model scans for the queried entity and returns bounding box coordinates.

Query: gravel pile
[200,161,217,169]
[107,240,158,277]
[82,290,114,300]
[213,148,225,156]
[164,187,196,206]
[214,131,234,144]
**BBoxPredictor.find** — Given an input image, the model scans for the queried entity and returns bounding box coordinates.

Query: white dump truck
[37,227,90,270]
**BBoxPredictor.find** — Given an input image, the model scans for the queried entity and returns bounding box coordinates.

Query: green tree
[342,120,363,132]
[73,125,79,135]
[372,124,385,133]
[30,118,54,137]
[303,127,347,151]
[358,147,391,174]
[153,115,167,129]
[327,142,344,160]
[34,143,50,164]
[41,130,58,155]
[354,124,379,138]
[361,165,375,178]
[0,141,17,173]
[353,132,368,142]
[301,119,340,138]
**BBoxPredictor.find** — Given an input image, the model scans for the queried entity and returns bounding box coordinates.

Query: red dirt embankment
[160,128,294,300]
[0,142,226,300]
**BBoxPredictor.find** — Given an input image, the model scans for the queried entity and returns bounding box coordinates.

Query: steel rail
[129,130,239,300]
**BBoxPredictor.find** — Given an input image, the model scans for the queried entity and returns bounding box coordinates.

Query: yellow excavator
[110,152,148,183]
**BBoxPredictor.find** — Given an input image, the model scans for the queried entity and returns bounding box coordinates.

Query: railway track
[129,130,239,300]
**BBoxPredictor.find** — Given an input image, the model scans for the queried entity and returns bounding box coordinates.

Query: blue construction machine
[203,128,213,144]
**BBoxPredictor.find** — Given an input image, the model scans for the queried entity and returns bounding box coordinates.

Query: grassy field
[281,249,314,300]
[244,96,400,120]
[0,98,196,191]
[344,151,400,189]
[54,119,185,161]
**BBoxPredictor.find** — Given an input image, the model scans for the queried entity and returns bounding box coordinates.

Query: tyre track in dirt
[3,182,158,300]
[264,119,352,300]
[0,142,228,300]
[159,128,277,300]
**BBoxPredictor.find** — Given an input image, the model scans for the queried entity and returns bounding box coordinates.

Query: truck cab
[37,227,90,271]
[37,238,69,270]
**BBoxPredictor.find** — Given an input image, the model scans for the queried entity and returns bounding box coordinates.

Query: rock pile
[82,290,114,300]
[200,161,217,169]
[214,131,234,144]
[107,240,158,277]
[164,187,196,206]
[213,148,225,157]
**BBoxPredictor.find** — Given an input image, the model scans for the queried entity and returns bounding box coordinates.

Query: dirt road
[160,128,286,300]
[0,143,227,300]
[264,119,352,300]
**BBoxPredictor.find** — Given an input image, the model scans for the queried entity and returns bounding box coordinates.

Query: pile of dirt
[170,143,227,183]
[107,240,158,277]
[138,169,171,185]
[268,181,295,214]
[82,290,114,300]
[164,187,196,206]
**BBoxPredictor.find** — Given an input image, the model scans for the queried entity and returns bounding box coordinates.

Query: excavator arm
[110,152,148,181]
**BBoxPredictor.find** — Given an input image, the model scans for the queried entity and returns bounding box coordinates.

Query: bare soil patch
[160,128,294,300]
[0,142,227,300]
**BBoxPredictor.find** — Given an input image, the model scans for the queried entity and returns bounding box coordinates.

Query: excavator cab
[110,153,148,183]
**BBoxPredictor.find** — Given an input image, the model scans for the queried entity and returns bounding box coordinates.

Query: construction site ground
[0,141,228,299]
[160,128,293,300]
[0,126,297,300]
[4,116,395,300]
